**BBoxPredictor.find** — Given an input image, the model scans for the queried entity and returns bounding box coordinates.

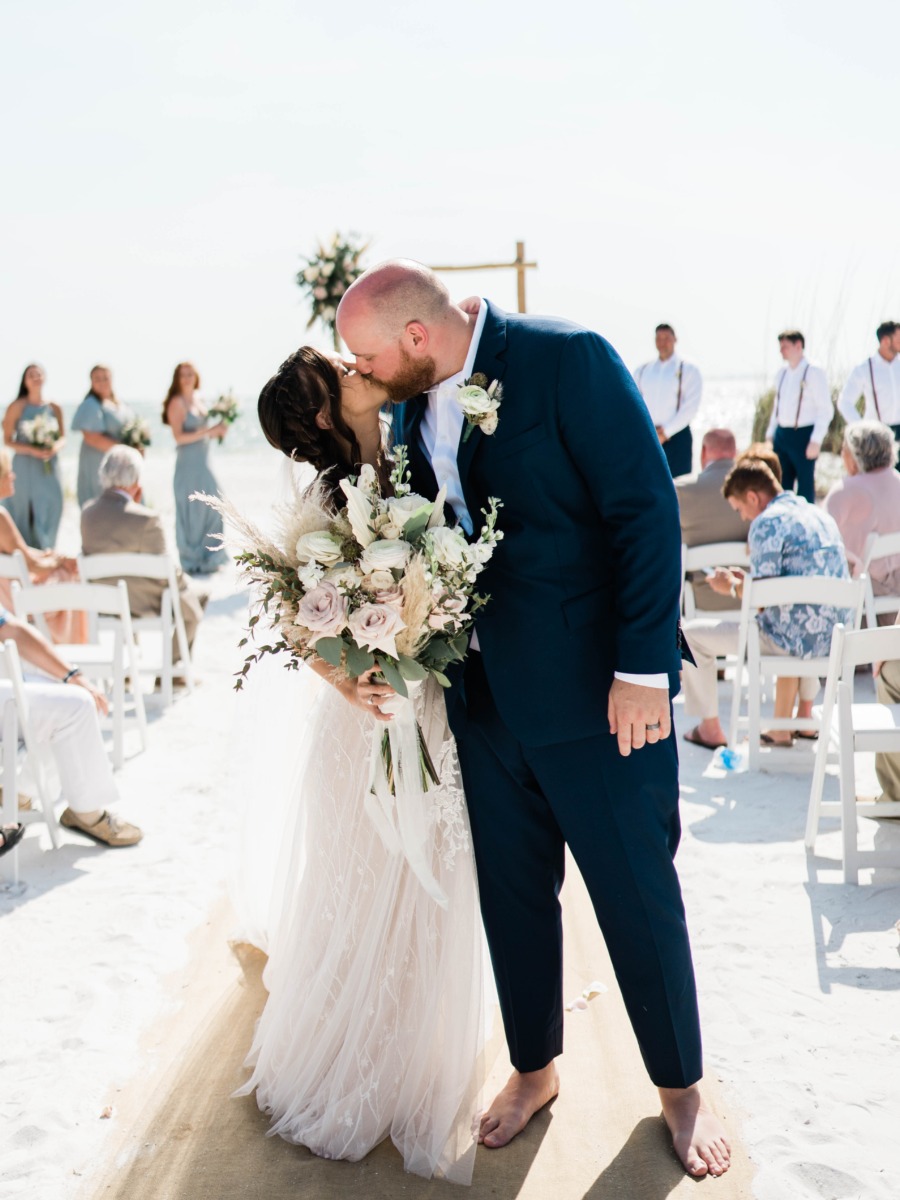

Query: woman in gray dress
[163,362,228,574]
[71,365,135,506]
[1,364,65,548]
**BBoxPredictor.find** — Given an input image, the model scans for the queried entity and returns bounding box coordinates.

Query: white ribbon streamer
[365,684,449,909]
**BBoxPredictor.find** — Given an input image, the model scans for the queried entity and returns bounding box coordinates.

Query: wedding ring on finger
[646,722,661,731]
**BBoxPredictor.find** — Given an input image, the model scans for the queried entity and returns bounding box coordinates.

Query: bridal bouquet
[19,412,61,474]
[208,392,240,445]
[119,416,152,451]
[197,449,502,905]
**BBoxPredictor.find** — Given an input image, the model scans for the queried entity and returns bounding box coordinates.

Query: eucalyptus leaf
[397,654,428,681]
[345,641,375,677]
[375,655,408,698]
[431,670,451,687]
[315,637,344,668]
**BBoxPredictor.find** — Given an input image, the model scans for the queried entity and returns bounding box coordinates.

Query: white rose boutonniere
[458,373,502,442]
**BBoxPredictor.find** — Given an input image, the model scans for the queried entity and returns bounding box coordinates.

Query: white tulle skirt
[234,671,485,1184]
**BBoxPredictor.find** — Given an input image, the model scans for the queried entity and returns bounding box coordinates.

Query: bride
[234,346,485,1184]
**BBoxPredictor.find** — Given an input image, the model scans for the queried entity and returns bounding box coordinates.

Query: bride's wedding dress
[236,672,485,1184]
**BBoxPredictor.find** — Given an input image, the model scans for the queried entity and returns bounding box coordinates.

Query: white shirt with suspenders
[764,357,833,444]
[837,353,900,427]
[632,356,702,438]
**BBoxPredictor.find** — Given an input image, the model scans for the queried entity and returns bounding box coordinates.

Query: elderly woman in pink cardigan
[825,421,900,617]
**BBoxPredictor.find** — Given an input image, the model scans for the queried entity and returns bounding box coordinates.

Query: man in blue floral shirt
[681,459,850,750]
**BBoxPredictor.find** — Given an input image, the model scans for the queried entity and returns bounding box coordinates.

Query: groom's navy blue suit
[394,304,702,1088]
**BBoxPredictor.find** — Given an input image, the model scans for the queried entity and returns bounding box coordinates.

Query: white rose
[297,582,348,642]
[296,530,344,566]
[347,603,406,659]
[425,526,469,570]
[303,266,318,283]
[458,385,499,419]
[324,564,363,590]
[361,569,396,593]
[321,306,336,321]
[374,513,403,540]
[359,539,411,573]
[386,492,433,531]
[320,261,335,276]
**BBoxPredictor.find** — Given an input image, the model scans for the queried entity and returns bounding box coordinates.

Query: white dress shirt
[764,357,833,443]
[837,353,900,426]
[419,300,487,536]
[632,356,702,438]
[419,300,667,689]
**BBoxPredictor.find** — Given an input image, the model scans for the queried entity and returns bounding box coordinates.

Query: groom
[337,262,731,1179]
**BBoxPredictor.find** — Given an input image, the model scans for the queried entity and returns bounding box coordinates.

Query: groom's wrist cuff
[615,670,669,689]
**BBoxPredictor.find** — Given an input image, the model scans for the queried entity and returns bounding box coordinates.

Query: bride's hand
[341,668,396,721]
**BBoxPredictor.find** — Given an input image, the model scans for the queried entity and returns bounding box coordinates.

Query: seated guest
[0,607,142,845]
[81,446,209,664]
[675,428,747,613]
[0,447,87,643]
[873,614,900,802]
[737,442,783,481]
[824,421,900,618]
[682,460,851,749]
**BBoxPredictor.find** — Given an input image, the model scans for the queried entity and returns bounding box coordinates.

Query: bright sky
[2,0,898,403]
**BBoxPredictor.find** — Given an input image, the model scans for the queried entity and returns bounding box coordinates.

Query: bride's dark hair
[258,347,365,497]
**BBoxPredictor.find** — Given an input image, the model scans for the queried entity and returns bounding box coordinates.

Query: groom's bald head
[337,260,470,401]
[338,259,452,340]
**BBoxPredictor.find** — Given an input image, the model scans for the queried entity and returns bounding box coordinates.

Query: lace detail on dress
[429,734,471,870]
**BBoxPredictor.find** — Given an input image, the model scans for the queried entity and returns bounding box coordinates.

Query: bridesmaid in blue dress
[1,364,65,548]
[71,365,135,506]
[163,362,228,574]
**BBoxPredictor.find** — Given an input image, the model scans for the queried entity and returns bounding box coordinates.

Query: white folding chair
[680,541,750,621]
[861,531,900,629]
[0,550,29,589]
[78,553,195,707]
[0,640,61,889]
[11,580,148,770]
[805,623,900,882]
[728,574,867,768]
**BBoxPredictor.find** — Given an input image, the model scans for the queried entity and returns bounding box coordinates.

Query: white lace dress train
[237,676,484,1184]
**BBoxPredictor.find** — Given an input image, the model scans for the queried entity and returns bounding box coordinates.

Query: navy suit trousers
[455,653,703,1088]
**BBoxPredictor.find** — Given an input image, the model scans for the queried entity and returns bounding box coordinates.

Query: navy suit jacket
[393,303,685,747]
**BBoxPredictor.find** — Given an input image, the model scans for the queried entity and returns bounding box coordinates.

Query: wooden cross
[430,241,537,313]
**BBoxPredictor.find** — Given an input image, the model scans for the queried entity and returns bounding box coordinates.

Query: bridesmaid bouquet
[19,412,61,474]
[120,417,152,450]
[208,392,240,445]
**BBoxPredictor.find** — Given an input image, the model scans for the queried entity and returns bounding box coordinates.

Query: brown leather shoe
[60,808,143,847]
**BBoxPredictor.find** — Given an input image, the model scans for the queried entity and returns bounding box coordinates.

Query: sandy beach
[2,444,900,1200]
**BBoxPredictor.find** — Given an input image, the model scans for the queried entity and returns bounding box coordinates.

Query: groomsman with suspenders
[837,321,900,465]
[765,330,833,502]
[633,324,702,478]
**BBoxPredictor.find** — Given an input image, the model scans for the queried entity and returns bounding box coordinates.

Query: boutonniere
[458,373,502,442]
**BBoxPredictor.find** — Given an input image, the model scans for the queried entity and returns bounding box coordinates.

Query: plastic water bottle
[712,744,748,773]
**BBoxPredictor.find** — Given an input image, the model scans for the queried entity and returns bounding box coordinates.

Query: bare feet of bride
[659,1084,731,1177]
[478,1063,560,1148]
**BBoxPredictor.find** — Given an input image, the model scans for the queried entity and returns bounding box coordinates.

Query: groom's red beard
[371,348,437,403]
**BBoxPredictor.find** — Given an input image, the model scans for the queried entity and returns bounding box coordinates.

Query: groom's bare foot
[659,1084,731,1177]
[478,1064,559,1148]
